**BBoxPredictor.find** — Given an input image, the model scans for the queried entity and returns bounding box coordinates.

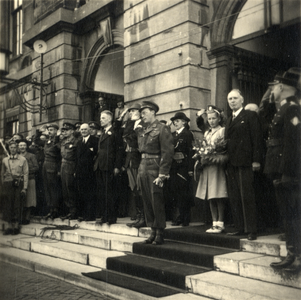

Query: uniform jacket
[137,119,174,175]
[225,108,263,167]
[43,136,61,173]
[1,154,29,189]
[93,126,124,172]
[264,96,301,178]
[171,127,194,173]
[123,119,142,169]
[76,135,98,178]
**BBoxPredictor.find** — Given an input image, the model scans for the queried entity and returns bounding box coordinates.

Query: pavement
[0,261,115,300]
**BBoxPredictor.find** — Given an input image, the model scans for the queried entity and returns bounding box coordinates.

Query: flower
[107,131,112,135]
[69,145,73,148]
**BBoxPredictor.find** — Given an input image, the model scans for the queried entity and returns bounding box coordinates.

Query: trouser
[61,162,78,215]
[42,162,61,210]
[274,180,301,257]
[137,158,166,229]
[227,165,257,233]
[95,169,116,221]
[169,164,192,224]
[77,175,97,220]
[2,181,25,223]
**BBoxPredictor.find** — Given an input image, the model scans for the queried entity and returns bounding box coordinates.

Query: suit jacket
[93,127,124,172]
[225,109,263,167]
[76,135,99,178]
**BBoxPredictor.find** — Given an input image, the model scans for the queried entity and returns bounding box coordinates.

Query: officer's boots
[145,228,156,244]
[152,228,164,245]
[270,253,295,269]
[133,210,146,228]
[284,256,301,273]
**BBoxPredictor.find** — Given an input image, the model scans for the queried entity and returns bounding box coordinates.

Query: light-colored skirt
[25,179,37,207]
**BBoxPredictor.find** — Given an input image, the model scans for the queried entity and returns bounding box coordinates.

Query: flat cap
[269,67,301,90]
[88,121,101,130]
[46,123,59,130]
[139,101,159,113]
[170,112,190,122]
[61,122,76,130]
[129,103,141,111]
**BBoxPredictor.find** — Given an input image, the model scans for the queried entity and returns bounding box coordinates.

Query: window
[12,0,23,56]
[6,120,19,136]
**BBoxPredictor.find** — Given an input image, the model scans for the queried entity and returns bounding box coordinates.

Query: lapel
[227,109,245,130]
[99,128,113,144]
[144,120,158,135]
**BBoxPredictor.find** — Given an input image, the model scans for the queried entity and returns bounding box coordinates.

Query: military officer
[137,101,174,245]
[59,123,79,220]
[42,123,61,219]
[264,68,301,273]
[74,121,82,139]
[88,121,101,138]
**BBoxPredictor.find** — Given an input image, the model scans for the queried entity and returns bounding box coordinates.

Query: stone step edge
[0,247,206,300]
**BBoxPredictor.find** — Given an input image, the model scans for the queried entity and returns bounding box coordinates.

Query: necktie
[232,114,236,121]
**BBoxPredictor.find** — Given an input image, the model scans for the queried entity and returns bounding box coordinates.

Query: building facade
[0,0,300,137]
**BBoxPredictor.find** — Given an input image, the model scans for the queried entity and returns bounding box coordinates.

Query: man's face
[80,124,90,137]
[18,142,27,153]
[141,108,154,124]
[9,144,17,155]
[129,109,140,121]
[48,127,57,137]
[89,128,97,136]
[117,101,124,109]
[100,113,112,128]
[227,91,244,112]
[63,129,73,138]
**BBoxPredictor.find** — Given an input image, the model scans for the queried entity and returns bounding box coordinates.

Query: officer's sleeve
[281,105,301,177]
[159,125,174,175]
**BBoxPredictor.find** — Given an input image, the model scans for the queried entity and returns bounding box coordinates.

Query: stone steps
[186,271,301,300]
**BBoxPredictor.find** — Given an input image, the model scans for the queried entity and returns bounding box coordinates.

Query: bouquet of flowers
[192,136,228,166]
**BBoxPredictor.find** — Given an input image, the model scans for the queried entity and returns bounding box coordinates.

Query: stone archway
[80,29,124,122]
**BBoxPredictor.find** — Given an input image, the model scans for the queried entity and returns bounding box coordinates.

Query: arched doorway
[208,0,300,111]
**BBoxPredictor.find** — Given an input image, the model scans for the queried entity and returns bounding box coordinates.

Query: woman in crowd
[169,112,194,227]
[18,139,39,224]
[195,105,228,233]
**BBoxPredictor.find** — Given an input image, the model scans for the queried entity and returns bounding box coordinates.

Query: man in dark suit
[75,123,98,221]
[93,110,124,225]
[225,89,264,240]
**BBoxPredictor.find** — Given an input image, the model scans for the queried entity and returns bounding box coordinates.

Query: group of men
[1,67,300,269]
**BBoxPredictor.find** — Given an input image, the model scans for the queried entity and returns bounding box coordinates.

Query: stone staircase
[0,217,300,300]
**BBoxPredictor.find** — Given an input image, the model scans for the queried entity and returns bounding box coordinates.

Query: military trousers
[137,158,166,229]
[61,162,78,215]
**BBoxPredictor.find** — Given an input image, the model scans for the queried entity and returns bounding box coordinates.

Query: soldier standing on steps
[137,101,174,245]
[264,68,301,273]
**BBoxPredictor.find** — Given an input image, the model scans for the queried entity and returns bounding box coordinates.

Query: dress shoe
[247,233,257,240]
[51,212,59,220]
[270,254,295,269]
[144,228,156,244]
[171,220,182,226]
[21,220,30,225]
[278,233,286,241]
[284,257,301,273]
[68,214,77,220]
[77,217,84,222]
[60,213,71,221]
[152,229,164,245]
[106,220,116,225]
[44,213,52,220]
[3,228,13,235]
[132,219,146,228]
[182,222,189,227]
[227,231,244,236]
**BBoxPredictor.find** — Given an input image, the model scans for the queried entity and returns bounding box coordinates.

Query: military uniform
[43,133,61,216]
[60,132,79,218]
[264,96,301,260]
[137,119,174,230]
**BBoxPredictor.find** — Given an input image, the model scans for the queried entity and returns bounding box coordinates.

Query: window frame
[11,0,23,57]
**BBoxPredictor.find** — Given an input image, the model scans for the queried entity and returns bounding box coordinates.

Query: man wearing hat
[60,123,79,220]
[263,68,301,272]
[1,140,28,234]
[74,121,82,139]
[137,101,174,245]
[43,123,62,219]
[88,121,101,138]
[169,112,194,227]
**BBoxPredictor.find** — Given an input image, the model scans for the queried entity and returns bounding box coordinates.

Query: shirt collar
[176,127,185,135]
[9,154,18,159]
[83,135,90,142]
[105,125,112,134]
[233,107,243,118]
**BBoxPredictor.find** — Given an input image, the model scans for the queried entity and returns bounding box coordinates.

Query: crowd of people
[0,68,300,272]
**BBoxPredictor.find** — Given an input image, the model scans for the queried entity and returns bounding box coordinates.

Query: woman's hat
[170,112,190,122]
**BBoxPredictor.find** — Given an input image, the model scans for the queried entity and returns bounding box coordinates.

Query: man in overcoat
[137,101,174,245]
[94,110,124,225]
[264,68,301,272]
[75,123,98,221]
[225,89,264,240]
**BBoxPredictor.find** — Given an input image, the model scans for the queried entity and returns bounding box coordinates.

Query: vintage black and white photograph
[0,0,300,299]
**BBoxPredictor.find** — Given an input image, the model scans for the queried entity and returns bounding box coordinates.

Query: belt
[62,158,76,163]
[141,153,160,159]
[266,139,282,147]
